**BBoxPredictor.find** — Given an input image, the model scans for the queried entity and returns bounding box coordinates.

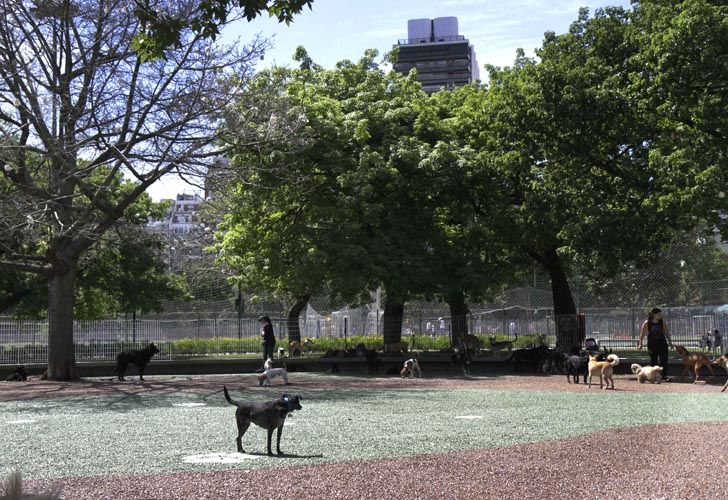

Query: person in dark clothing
[259,315,276,365]
[637,307,674,381]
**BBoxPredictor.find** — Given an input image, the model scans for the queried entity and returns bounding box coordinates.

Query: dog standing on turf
[675,345,715,383]
[587,353,619,389]
[631,363,663,384]
[400,357,422,378]
[565,355,588,384]
[114,343,159,381]
[223,386,302,456]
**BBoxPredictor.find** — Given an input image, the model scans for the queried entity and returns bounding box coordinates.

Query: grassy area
[1,373,727,480]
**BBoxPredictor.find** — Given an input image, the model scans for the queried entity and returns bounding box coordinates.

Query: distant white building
[148,193,205,236]
[148,193,206,269]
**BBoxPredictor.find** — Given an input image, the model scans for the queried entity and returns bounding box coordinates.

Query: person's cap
[650,307,662,315]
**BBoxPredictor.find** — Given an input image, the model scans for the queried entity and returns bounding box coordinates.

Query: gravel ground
[4,373,728,499]
[19,422,728,499]
[2,370,726,402]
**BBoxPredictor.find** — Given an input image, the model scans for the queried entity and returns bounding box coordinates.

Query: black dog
[223,386,302,456]
[565,355,589,384]
[509,345,550,372]
[451,348,472,375]
[6,365,28,381]
[115,343,159,381]
[365,349,383,374]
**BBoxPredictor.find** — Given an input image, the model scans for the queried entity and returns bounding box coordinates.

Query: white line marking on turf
[182,452,260,464]
[172,403,207,407]
[455,415,483,419]
[7,419,37,424]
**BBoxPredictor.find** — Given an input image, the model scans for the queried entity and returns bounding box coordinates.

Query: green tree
[628,0,728,235]
[217,49,442,345]
[133,0,313,60]
[417,85,515,341]
[461,8,665,347]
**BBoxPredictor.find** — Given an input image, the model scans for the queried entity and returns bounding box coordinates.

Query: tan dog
[289,337,314,357]
[712,355,728,392]
[587,353,619,389]
[631,363,663,384]
[459,334,481,356]
[675,345,715,383]
[385,341,408,355]
[488,334,517,353]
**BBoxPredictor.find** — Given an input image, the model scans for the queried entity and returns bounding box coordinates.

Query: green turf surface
[2,374,728,480]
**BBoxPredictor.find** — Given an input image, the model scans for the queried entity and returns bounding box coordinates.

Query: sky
[145,0,633,201]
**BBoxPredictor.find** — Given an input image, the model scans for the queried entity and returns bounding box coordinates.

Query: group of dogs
[6,339,728,460]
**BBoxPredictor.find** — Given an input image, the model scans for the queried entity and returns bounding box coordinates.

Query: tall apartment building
[393,17,479,93]
[147,193,206,269]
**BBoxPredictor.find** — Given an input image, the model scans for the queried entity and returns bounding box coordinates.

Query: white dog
[631,363,663,384]
[264,357,274,370]
[258,366,289,386]
[400,358,422,378]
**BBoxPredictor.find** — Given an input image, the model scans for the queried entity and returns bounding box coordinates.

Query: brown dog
[384,341,408,355]
[675,345,715,383]
[712,355,728,392]
[289,337,313,357]
[460,334,481,356]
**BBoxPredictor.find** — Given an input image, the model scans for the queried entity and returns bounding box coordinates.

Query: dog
[264,357,274,371]
[712,355,728,392]
[289,337,313,357]
[114,343,159,381]
[384,341,408,356]
[400,358,422,378]
[587,353,619,389]
[6,365,28,382]
[451,347,472,375]
[675,345,715,383]
[540,348,566,375]
[365,349,383,374]
[277,347,286,359]
[631,363,663,384]
[508,344,549,372]
[223,386,302,456]
[459,334,480,356]
[565,355,588,384]
[258,364,289,386]
[489,334,517,353]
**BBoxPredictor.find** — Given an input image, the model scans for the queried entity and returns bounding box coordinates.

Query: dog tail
[223,385,238,407]
[630,363,641,374]
[607,354,619,366]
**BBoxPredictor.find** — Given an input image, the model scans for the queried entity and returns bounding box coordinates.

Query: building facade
[393,17,479,93]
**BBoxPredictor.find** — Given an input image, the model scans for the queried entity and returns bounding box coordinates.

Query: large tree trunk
[286,295,309,343]
[382,297,404,347]
[43,257,78,380]
[541,247,580,351]
[447,290,469,346]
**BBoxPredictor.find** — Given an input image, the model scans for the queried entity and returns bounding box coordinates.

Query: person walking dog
[259,315,276,367]
[637,307,674,381]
